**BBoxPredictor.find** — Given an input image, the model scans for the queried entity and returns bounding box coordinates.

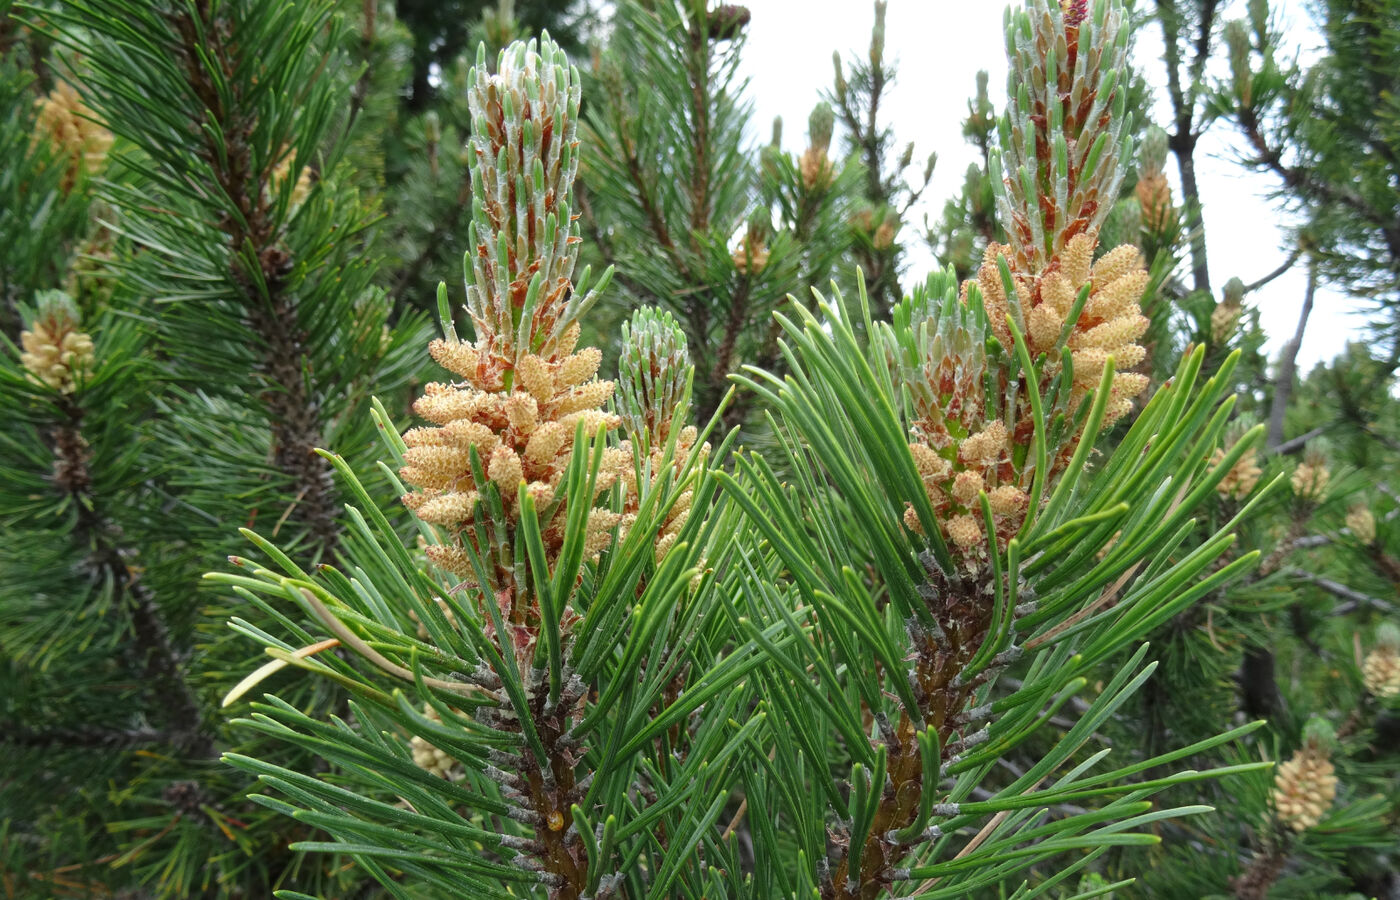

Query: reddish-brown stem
[825,577,993,900]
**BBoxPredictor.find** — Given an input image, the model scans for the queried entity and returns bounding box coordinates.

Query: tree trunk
[1266,258,1317,450]
[1175,142,1212,295]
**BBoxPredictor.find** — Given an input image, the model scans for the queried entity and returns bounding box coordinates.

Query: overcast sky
[734,0,1367,371]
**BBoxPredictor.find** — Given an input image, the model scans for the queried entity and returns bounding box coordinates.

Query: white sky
[735,0,1369,370]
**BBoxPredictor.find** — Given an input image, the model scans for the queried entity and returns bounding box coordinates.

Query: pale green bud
[1301,716,1337,752]
[1223,276,1246,306]
[1138,125,1169,178]
[1248,0,1269,43]
[808,103,834,154]
[1225,20,1254,106]
[870,0,886,70]
[617,308,692,450]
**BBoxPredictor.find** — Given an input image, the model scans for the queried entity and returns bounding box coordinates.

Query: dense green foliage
[0,0,1395,898]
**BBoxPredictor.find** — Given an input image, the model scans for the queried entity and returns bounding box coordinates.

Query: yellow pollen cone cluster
[1272,745,1337,831]
[20,301,95,393]
[1212,300,1243,344]
[799,145,834,191]
[945,514,983,549]
[1136,170,1176,236]
[1363,626,1400,699]
[872,221,897,251]
[975,230,1150,424]
[1345,504,1376,545]
[732,234,769,274]
[1363,645,1400,698]
[34,81,112,192]
[409,704,461,779]
[269,148,314,211]
[401,322,630,576]
[1291,460,1330,503]
[904,419,1028,563]
[1213,446,1262,501]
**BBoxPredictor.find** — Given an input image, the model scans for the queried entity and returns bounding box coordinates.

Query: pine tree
[1222,0,1400,364]
[828,0,937,321]
[0,1,93,337]
[2,0,425,894]
[214,36,748,897]
[579,0,859,430]
[1093,2,1400,894]
[1151,0,1222,298]
[209,3,1283,897]
[927,69,1000,282]
[5,0,1394,896]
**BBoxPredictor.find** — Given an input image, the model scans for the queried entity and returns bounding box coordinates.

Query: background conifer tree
[826,0,937,322]
[1084,2,1400,895]
[2,0,425,894]
[579,0,862,430]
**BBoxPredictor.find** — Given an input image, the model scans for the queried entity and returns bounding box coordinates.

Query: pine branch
[51,393,210,756]
[45,1,393,560]
[1366,545,1400,593]
[1290,534,1333,551]
[684,15,712,244]
[626,150,682,267]
[830,1,903,318]
[1188,0,1220,87]
[1321,363,1400,453]
[826,573,1006,900]
[1288,569,1395,616]
[1268,424,1331,456]
[1238,646,1284,721]
[1243,243,1303,294]
[164,8,341,556]
[1231,847,1287,900]
[1236,105,1400,261]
